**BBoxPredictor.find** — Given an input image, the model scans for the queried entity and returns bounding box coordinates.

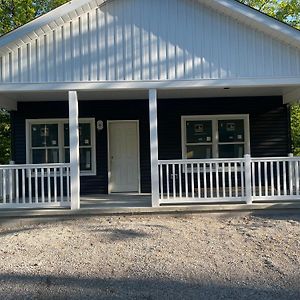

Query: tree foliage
[0,0,69,164]
[0,109,10,164]
[291,105,300,155]
[239,0,300,29]
[0,0,69,35]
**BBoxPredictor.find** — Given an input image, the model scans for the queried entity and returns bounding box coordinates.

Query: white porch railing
[0,163,71,208]
[158,155,300,205]
[251,157,300,201]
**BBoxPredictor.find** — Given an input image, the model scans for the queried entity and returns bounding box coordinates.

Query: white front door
[108,121,140,193]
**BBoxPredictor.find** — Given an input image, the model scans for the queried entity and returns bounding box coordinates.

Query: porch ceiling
[0,85,299,106]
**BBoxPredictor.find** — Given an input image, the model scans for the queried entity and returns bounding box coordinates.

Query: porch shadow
[0,272,299,300]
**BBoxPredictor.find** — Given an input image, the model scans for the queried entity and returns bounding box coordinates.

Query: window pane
[219,144,244,158]
[80,148,92,171]
[64,148,92,171]
[64,124,69,147]
[32,149,46,164]
[186,121,212,143]
[186,145,212,159]
[218,120,244,143]
[32,149,59,163]
[64,148,70,163]
[79,124,91,146]
[64,123,91,147]
[32,124,58,147]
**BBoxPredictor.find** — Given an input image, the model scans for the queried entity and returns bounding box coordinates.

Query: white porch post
[244,154,252,204]
[149,89,160,207]
[68,91,80,210]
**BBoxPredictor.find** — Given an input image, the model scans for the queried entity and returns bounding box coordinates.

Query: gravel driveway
[0,212,299,299]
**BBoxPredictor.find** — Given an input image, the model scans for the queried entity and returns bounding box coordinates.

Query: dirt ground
[0,212,299,299]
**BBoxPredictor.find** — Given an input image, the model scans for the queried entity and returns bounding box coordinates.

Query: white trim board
[107,120,141,194]
[1,78,300,92]
[25,118,97,176]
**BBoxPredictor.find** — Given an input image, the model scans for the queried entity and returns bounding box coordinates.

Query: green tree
[0,0,69,164]
[0,109,10,164]
[0,0,69,35]
[239,0,300,29]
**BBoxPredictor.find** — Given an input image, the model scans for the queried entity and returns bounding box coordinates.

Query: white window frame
[26,118,96,176]
[181,114,251,159]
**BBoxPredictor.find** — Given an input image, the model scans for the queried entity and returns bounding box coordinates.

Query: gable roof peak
[0,0,300,55]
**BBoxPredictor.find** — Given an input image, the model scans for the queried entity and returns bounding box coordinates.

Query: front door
[108,121,140,193]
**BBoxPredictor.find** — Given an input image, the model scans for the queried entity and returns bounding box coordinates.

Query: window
[26,119,96,175]
[182,115,250,159]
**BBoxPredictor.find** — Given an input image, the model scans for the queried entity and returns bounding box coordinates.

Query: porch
[1,87,300,211]
[1,155,300,210]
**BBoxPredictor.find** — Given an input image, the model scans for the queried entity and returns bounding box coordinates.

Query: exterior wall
[1,0,300,84]
[12,100,151,194]
[158,96,290,159]
[11,96,289,194]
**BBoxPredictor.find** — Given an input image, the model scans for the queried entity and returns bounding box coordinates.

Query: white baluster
[2,169,7,203]
[166,163,170,200]
[9,169,13,203]
[41,168,45,203]
[60,167,64,202]
[54,167,57,203]
[197,163,201,199]
[283,161,287,196]
[209,163,213,198]
[28,168,32,204]
[191,163,195,199]
[15,169,19,203]
[251,160,256,197]
[296,160,299,196]
[264,161,268,197]
[66,167,70,201]
[276,161,281,197]
[179,163,182,199]
[203,163,207,199]
[185,163,188,198]
[234,162,238,197]
[258,161,262,197]
[47,168,51,203]
[35,168,38,203]
[270,161,274,197]
[216,162,219,199]
[222,162,226,198]
[172,163,176,199]
[22,169,26,203]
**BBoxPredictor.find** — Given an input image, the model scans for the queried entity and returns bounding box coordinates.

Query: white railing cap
[0,163,71,169]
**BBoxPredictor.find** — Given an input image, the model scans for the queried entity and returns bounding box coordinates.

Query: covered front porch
[1,84,300,211]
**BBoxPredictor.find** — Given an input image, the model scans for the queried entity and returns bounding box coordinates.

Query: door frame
[107,120,141,194]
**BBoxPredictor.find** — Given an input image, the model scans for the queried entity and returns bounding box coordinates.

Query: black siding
[12,100,150,195]
[12,96,290,195]
[158,97,290,159]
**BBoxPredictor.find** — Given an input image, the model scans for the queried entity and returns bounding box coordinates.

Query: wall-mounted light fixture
[97,120,104,131]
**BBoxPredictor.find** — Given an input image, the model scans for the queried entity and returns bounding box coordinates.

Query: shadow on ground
[0,273,299,300]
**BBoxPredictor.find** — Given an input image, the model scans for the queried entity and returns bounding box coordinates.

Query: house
[1,0,300,210]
